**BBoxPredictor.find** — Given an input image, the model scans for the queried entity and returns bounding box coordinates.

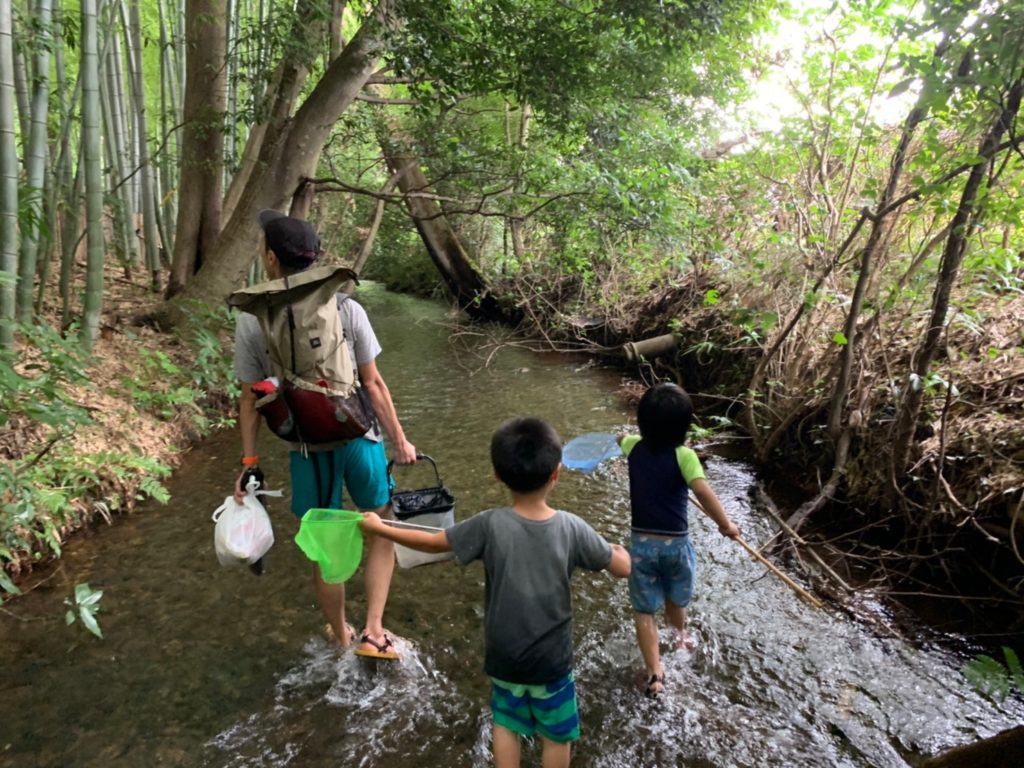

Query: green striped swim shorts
[489,672,580,743]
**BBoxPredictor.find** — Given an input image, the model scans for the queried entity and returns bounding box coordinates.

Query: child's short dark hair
[637,383,693,450]
[491,417,562,493]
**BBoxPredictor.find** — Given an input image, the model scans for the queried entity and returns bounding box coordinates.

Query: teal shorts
[288,438,390,516]
[490,673,580,744]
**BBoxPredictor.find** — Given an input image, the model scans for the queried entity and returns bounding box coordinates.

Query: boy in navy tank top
[618,383,739,698]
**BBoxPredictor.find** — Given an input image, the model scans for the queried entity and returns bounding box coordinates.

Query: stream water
[1,283,1021,768]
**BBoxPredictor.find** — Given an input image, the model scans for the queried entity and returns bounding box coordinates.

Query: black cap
[258,209,321,270]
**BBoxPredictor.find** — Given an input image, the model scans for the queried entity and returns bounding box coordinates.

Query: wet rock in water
[918,725,1024,768]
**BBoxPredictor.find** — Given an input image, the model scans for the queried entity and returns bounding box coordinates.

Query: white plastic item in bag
[211,476,282,567]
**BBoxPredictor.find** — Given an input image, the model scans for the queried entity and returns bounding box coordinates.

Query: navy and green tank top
[621,435,705,536]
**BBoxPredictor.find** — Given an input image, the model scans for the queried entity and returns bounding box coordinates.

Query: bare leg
[493,724,521,768]
[360,503,396,644]
[665,601,693,650]
[634,612,663,694]
[540,737,570,768]
[313,564,352,648]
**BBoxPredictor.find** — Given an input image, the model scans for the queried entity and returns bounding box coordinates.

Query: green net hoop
[295,508,364,583]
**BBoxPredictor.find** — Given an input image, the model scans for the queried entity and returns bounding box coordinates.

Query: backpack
[228,265,373,446]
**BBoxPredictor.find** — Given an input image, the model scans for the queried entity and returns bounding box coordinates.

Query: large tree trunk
[221,0,317,225]
[167,0,227,297]
[381,140,510,322]
[155,1,392,326]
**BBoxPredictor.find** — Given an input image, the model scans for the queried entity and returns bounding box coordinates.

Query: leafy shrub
[964,647,1024,702]
[0,320,173,589]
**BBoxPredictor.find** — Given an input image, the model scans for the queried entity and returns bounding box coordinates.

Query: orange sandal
[354,632,400,660]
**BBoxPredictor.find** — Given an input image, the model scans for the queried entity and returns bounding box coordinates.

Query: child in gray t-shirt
[361,417,630,768]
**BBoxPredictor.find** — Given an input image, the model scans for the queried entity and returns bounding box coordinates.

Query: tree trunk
[381,140,509,322]
[507,102,531,261]
[167,0,227,296]
[60,147,84,328]
[329,0,348,62]
[782,34,961,531]
[35,4,69,315]
[156,0,393,325]
[221,48,310,225]
[11,22,29,148]
[346,170,399,275]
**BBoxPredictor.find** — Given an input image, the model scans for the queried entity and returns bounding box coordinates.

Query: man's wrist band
[241,455,260,467]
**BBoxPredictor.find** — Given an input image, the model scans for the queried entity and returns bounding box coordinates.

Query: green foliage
[120,345,200,421]
[64,582,103,639]
[0,443,172,569]
[118,302,241,431]
[690,414,736,442]
[964,647,1024,702]
[392,0,769,130]
[361,208,446,296]
[0,319,93,431]
[0,569,20,596]
[0,319,173,573]
[181,301,242,409]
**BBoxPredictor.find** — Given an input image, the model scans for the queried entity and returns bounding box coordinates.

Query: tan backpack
[228,265,372,445]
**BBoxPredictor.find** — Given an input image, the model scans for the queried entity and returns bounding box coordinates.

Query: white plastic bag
[211,477,281,567]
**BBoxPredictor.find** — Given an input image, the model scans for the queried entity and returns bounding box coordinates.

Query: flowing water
[1,284,1020,768]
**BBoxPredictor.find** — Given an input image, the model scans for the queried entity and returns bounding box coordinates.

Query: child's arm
[360,512,452,553]
[606,543,631,578]
[690,478,740,538]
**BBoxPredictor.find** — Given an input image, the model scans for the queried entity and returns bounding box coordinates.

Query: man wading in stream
[230,210,416,659]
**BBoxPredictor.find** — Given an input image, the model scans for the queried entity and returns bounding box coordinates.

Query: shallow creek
[1,284,1021,767]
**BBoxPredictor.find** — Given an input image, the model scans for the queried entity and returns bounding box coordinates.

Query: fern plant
[964,647,1024,701]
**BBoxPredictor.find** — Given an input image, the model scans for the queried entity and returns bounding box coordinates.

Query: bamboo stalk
[16,0,52,322]
[0,0,17,349]
[689,492,824,610]
[80,0,105,349]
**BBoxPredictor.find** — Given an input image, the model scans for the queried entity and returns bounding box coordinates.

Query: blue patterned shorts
[490,673,580,743]
[628,534,696,614]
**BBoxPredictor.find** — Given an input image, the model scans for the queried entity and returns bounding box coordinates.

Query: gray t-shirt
[446,507,613,684]
[233,296,383,442]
